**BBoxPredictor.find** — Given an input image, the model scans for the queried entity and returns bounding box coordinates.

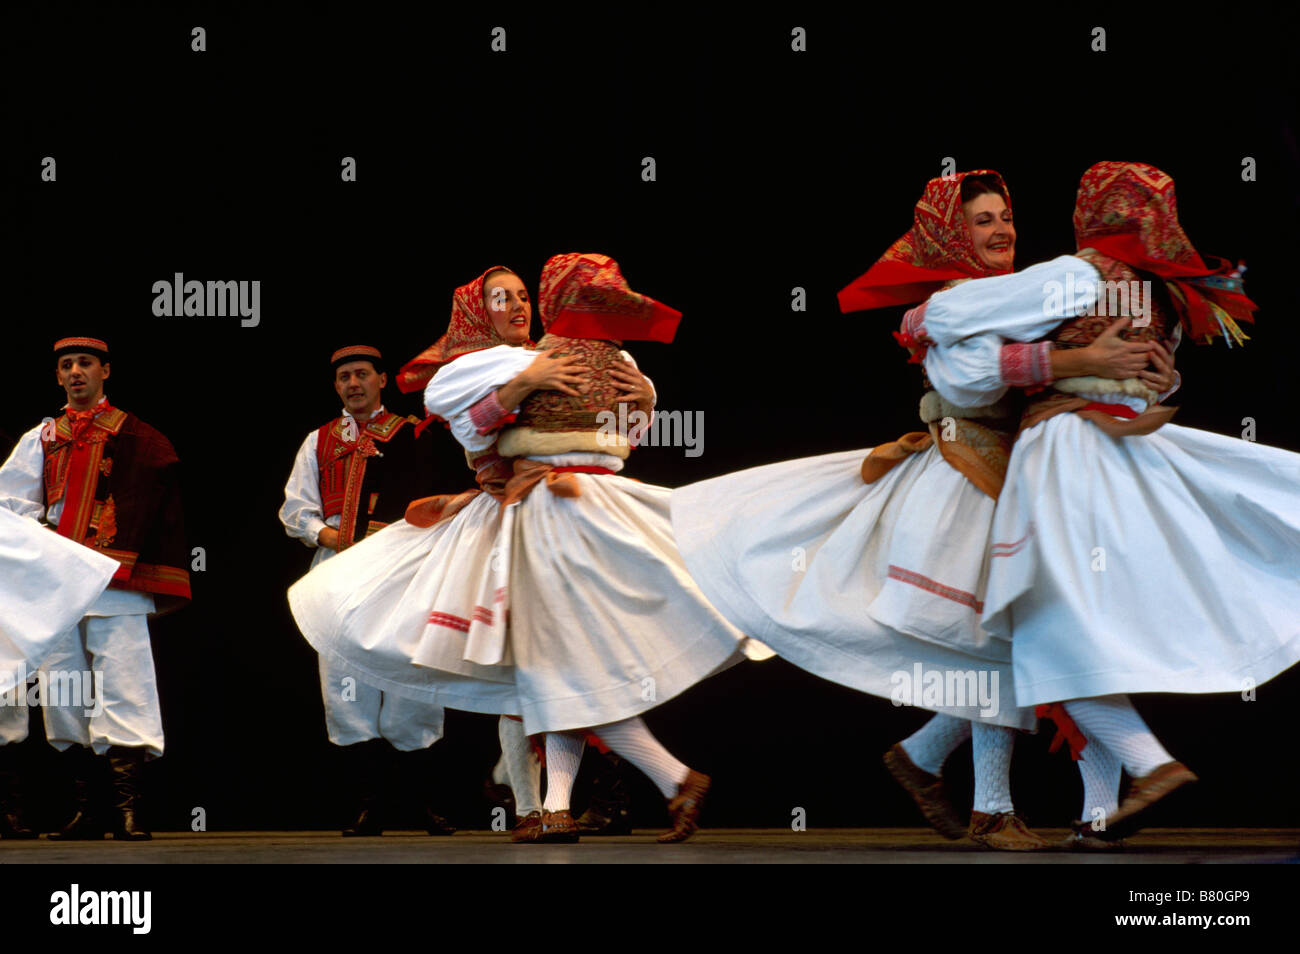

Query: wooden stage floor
[4,828,1298,864]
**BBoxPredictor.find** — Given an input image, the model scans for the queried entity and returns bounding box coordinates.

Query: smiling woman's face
[962,192,1016,271]
[484,270,532,345]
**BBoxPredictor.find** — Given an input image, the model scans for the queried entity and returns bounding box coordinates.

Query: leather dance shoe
[967,810,1050,851]
[537,809,580,843]
[0,809,38,840]
[510,810,544,843]
[1103,761,1197,839]
[882,743,966,840]
[1059,819,1126,851]
[423,809,457,836]
[48,746,107,841]
[0,755,38,839]
[342,807,384,837]
[576,804,632,836]
[577,749,633,834]
[340,739,387,836]
[657,769,710,844]
[48,808,107,841]
[107,746,152,841]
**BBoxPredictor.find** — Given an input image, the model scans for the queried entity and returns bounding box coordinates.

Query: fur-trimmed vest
[1029,248,1176,416]
[497,335,633,460]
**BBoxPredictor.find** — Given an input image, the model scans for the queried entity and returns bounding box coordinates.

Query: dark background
[3,4,1298,832]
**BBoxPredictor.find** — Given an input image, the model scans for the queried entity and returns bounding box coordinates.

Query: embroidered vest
[40,406,191,602]
[314,413,410,553]
[315,411,418,550]
[497,335,633,460]
[1027,249,1176,420]
[42,406,130,549]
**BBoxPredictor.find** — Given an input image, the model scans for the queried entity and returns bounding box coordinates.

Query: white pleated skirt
[982,415,1300,706]
[503,471,758,733]
[671,446,1032,728]
[288,493,523,717]
[0,508,120,676]
[289,470,760,735]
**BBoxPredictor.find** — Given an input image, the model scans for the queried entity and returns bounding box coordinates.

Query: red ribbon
[1035,703,1088,761]
[549,465,616,475]
[65,405,104,439]
[413,413,448,439]
[54,403,116,545]
[1081,401,1139,419]
[891,330,927,364]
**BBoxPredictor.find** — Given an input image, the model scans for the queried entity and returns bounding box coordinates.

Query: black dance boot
[340,739,387,836]
[398,746,456,836]
[106,745,152,841]
[48,745,108,841]
[576,749,633,835]
[0,743,38,839]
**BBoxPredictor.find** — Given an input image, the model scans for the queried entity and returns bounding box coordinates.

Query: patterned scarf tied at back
[841,170,1018,501]
[397,265,523,395]
[838,169,1012,314]
[1073,161,1256,346]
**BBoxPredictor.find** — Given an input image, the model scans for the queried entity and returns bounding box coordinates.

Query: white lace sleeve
[923,335,1010,407]
[426,346,536,453]
[923,255,1101,345]
[0,424,49,520]
[278,431,327,547]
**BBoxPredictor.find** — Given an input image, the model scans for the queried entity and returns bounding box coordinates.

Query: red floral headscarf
[397,265,523,394]
[1073,161,1256,345]
[838,170,1012,313]
[538,252,682,342]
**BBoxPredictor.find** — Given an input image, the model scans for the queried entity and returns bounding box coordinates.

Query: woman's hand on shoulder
[1077,317,1155,379]
[519,348,590,396]
[1138,339,1176,393]
[608,360,654,411]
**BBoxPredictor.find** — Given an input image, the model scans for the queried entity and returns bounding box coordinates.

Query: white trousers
[41,598,165,758]
[318,654,445,751]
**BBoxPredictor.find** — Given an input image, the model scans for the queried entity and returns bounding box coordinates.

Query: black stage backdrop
[4,5,1298,832]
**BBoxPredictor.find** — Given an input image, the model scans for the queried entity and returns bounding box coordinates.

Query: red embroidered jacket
[41,406,191,608]
[314,410,464,551]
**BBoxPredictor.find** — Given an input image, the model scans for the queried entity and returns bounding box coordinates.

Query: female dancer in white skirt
[290,264,582,841]
[292,259,751,843]
[0,505,120,695]
[418,252,767,843]
[671,170,1174,849]
[0,477,120,837]
[912,161,1300,839]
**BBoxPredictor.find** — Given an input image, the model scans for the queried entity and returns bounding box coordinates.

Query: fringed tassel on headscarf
[1166,279,1253,348]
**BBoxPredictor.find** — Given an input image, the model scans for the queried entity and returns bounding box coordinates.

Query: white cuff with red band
[999,341,1054,387]
[468,391,511,435]
[901,301,930,344]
